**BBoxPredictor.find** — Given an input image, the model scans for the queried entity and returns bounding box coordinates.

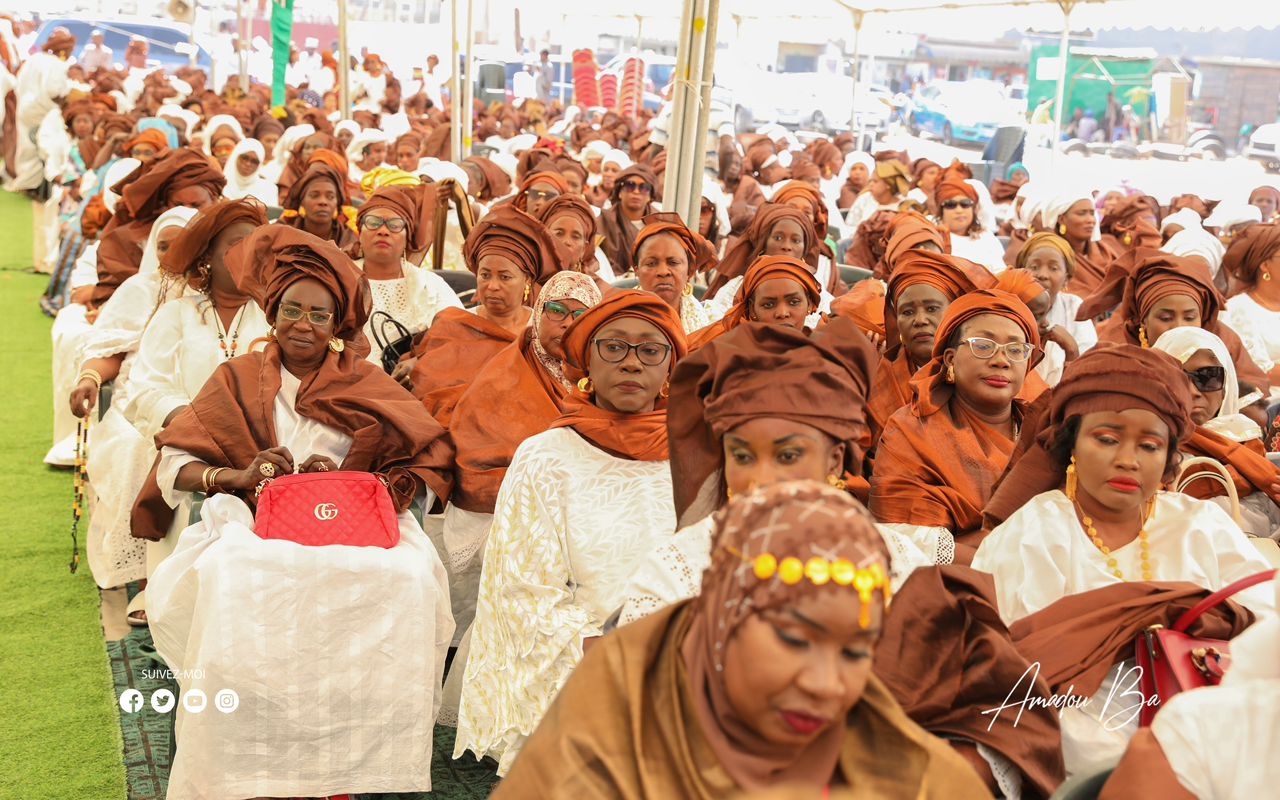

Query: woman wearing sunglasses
[933,163,1006,276]
[871,289,1041,565]
[439,272,602,685]
[454,291,687,775]
[353,184,462,382]
[598,164,659,275]
[1151,327,1280,540]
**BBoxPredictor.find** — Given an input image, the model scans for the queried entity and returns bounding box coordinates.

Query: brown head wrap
[995,268,1048,307]
[251,115,285,141]
[552,154,588,186]
[684,481,890,791]
[511,169,570,212]
[462,156,512,202]
[1169,193,1214,220]
[116,148,225,224]
[42,28,76,54]
[846,209,896,273]
[883,249,996,356]
[609,163,658,205]
[669,317,876,525]
[393,131,423,159]
[771,181,832,256]
[536,195,599,271]
[160,198,268,281]
[515,147,556,184]
[713,203,817,291]
[1221,222,1280,287]
[1015,231,1076,279]
[123,128,171,158]
[875,159,912,197]
[79,194,111,240]
[880,210,951,279]
[1100,195,1162,249]
[283,162,349,211]
[461,204,569,284]
[357,183,435,253]
[983,344,1193,527]
[1077,250,1223,342]
[910,158,940,186]
[226,225,371,351]
[632,212,718,276]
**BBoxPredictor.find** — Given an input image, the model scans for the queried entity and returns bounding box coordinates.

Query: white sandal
[126,590,148,627]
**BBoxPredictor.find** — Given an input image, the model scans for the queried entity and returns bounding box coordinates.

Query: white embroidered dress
[453,426,675,774]
[355,258,463,364]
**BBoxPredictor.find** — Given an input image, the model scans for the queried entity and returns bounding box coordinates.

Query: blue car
[32,18,212,74]
[908,81,1020,146]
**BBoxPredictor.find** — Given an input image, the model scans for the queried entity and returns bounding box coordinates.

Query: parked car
[770,73,893,136]
[1244,123,1280,172]
[908,80,1023,146]
[33,18,212,74]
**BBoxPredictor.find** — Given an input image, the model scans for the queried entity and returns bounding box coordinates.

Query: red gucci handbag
[1135,568,1277,726]
[254,471,400,549]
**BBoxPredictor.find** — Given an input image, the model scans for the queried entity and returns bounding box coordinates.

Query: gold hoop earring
[577,376,593,394]
[328,338,345,353]
[660,381,670,399]
[267,327,276,341]
[826,474,847,492]
[1065,455,1079,501]
[1138,325,1150,348]
[1264,271,1273,282]
[682,283,693,297]
[946,364,956,383]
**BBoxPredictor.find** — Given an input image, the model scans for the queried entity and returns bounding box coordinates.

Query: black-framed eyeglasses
[542,300,587,322]
[278,303,335,326]
[941,198,975,210]
[1185,365,1226,393]
[527,188,560,202]
[362,215,408,233]
[621,181,652,195]
[593,337,671,366]
[958,337,1037,363]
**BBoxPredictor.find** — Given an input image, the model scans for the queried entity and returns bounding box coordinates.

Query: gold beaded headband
[728,547,892,629]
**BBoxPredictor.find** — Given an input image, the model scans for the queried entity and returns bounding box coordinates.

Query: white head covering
[700,178,731,237]
[1160,207,1202,234]
[274,124,315,165]
[417,158,469,192]
[221,139,277,204]
[201,114,244,156]
[156,103,199,140]
[967,179,997,232]
[138,206,199,276]
[582,139,611,161]
[346,128,387,163]
[1164,216,1228,278]
[841,151,874,179]
[101,158,141,214]
[602,149,632,170]
[1151,327,1261,443]
[1040,185,1094,230]
[334,119,360,140]
[504,133,538,155]
[489,152,518,182]
[1205,201,1263,230]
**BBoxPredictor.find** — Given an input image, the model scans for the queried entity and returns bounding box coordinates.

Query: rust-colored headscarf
[910,158,940,187]
[393,131,423,161]
[536,194,599,272]
[632,212,719,277]
[710,203,817,298]
[79,194,111,240]
[685,481,890,791]
[598,164,659,273]
[117,148,225,223]
[880,210,951,280]
[42,27,76,54]
[463,156,512,202]
[883,249,997,357]
[553,155,588,187]
[995,268,1048,308]
[357,183,436,253]
[934,161,977,204]
[462,203,569,285]
[550,290,688,461]
[160,198,268,281]
[511,169,570,212]
[282,161,349,211]
[1221,222,1280,287]
[688,255,821,351]
[226,224,372,350]
[846,209,896,272]
[1099,195,1162,251]
[771,180,837,263]
[670,317,876,526]
[983,344,1193,527]
[1077,250,1222,343]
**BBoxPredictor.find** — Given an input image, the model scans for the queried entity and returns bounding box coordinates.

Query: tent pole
[848,9,863,140]
[450,0,462,161]
[687,0,720,224]
[1051,1,1072,164]
[461,0,475,162]
[662,0,698,225]
[338,0,351,119]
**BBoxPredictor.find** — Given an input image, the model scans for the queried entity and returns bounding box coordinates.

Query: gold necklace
[1079,497,1155,581]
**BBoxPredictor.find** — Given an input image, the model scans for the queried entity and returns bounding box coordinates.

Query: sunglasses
[593,337,671,366]
[958,337,1037,363]
[1184,366,1226,393]
[278,303,335,326]
[941,198,975,210]
[527,188,560,202]
[621,181,652,195]
[542,300,587,322]
[362,215,408,233]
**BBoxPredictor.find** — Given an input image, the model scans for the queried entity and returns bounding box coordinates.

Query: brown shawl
[409,307,520,429]
[597,164,657,274]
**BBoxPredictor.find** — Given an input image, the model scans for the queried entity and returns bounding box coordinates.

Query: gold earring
[268,327,276,340]
[1264,271,1273,282]
[682,283,693,297]
[1138,325,1150,348]
[523,284,531,302]
[328,337,345,353]
[1058,223,1067,236]
[577,376,593,393]
[826,474,847,492]
[659,381,670,399]
[726,487,735,500]
[946,364,956,383]
[1065,455,1078,501]
[1122,233,1132,246]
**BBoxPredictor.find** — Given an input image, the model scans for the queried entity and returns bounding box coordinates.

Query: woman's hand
[391,356,417,389]
[298,455,339,474]
[69,378,98,418]
[1044,325,1079,361]
[224,447,295,491]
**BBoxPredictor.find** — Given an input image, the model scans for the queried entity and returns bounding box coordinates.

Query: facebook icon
[119,689,144,714]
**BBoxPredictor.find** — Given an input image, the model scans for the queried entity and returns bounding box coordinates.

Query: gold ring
[317,463,330,472]
[259,462,276,478]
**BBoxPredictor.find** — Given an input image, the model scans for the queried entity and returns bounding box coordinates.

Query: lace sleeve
[878,522,955,566]
[617,520,714,627]
[976,742,1023,800]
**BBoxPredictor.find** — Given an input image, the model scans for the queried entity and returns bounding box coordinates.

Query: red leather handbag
[254,471,400,549]
[1135,568,1276,726]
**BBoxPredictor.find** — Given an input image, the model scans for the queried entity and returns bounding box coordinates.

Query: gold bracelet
[78,369,103,389]
[200,466,215,493]
[208,467,227,491]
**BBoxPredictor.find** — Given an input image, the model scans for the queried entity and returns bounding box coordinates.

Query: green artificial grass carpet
[0,192,129,799]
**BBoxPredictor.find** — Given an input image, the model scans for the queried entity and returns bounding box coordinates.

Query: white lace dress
[453,426,675,775]
[357,259,463,365]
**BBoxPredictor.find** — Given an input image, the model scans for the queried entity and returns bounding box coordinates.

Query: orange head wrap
[883,249,996,356]
[161,198,268,281]
[632,212,719,276]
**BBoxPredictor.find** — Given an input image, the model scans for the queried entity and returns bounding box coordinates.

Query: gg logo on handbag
[314,502,339,521]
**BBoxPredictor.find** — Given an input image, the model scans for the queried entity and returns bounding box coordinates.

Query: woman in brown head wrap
[974,343,1274,774]
[688,256,822,351]
[250,115,284,156]
[122,128,170,165]
[1079,250,1269,393]
[872,289,1042,562]
[1098,195,1162,253]
[552,154,588,196]
[868,249,996,442]
[454,290,690,775]
[631,213,721,334]
[845,209,896,273]
[461,155,513,204]
[128,231,456,800]
[719,138,768,239]
[90,149,226,308]
[536,194,609,287]
[1220,223,1280,387]
[63,99,101,177]
[510,168,569,218]
[408,204,568,427]
[878,209,950,280]
[709,203,820,302]
[278,162,357,250]
[392,131,423,172]
[772,181,841,292]
[497,481,987,798]
[275,130,343,205]
[598,163,658,274]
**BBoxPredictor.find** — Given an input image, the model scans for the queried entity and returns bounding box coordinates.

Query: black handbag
[370,311,414,375]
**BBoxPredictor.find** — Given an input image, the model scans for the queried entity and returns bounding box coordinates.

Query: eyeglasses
[958,337,1037,363]
[362,215,408,233]
[593,337,672,366]
[527,188,560,202]
[621,181,652,195]
[278,303,336,326]
[1185,365,1226,393]
[542,300,587,322]
[941,198,975,210]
